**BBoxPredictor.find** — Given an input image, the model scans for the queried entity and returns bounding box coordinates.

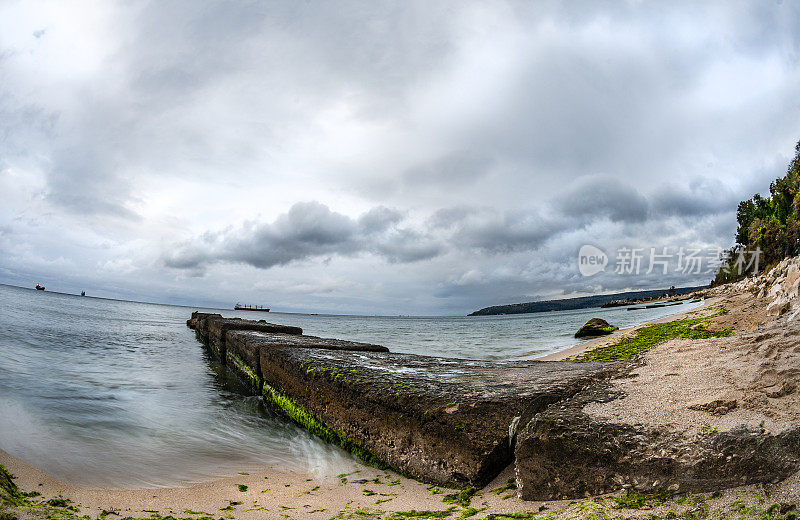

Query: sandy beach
[4,442,800,520]
[0,446,543,519]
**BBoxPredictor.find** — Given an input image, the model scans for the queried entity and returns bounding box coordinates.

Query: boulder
[767,296,791,317]
[514,379,800,500]
[575,318,618,338]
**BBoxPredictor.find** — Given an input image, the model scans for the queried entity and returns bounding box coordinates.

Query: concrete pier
[187,312,619,488]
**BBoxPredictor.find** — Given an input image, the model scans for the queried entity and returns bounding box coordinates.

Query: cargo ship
[234,303,269,311]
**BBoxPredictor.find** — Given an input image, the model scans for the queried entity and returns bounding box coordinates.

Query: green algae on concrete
[261,383,392,471]
[259,344,623,488]
[226,351,262,391]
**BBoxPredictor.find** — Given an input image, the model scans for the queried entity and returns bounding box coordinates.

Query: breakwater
[187,310,800,499]
[187,312,620,489]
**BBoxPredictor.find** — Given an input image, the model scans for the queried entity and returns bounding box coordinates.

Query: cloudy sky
[1,1,799,315]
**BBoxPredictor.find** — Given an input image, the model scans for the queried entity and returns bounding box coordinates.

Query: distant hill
[467,286,706,316]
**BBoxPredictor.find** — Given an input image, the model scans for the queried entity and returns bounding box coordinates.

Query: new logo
[578,245,608,277]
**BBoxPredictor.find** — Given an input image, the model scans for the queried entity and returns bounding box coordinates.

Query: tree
[715,138,800,285]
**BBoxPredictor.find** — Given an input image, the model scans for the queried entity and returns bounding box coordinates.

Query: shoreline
[4,261,800,517]
[3,444,798,520]
[538,294,715,361]
[0,447,542,519]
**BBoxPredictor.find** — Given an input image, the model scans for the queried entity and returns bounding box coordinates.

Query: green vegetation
[457,505,488,518]
[0,466,25,508]
[576,315,731,362]
[441,487,476,507]
[261,383,393,471]
[385,507,457,519]
[491,479,517,495]
[237,484,247,492]
[611,490,670,509]
[225,351,262,391]
[715,138,800,285]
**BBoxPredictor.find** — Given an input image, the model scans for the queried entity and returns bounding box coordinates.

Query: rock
[575,318,619,338]
[514,380,800,500]
[766,381,797,399]
[767,297,791,317]
[258,346,622,488]
[788,272,800,298]
[688,399,737,416]
[769,283,784,299]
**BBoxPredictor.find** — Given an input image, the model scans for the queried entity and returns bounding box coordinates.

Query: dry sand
[584,285,800,435]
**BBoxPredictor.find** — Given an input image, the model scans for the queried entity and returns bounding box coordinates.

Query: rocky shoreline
[185,257,800,502]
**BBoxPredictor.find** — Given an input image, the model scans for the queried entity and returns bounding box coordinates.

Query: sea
[0,283,702,488]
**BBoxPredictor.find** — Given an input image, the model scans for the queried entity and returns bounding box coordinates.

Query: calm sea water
[0,284,701,488]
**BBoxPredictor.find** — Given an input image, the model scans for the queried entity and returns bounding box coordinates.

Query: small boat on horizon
[234,303,270,312]
[35,283,45,291]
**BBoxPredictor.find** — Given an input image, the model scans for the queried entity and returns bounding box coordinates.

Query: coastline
[4,259,800,518]
[538,295,717,361]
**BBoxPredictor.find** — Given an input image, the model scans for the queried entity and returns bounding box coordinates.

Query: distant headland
[468,286,705,316]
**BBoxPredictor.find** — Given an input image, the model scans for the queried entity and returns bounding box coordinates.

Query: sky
[1,1,799,315]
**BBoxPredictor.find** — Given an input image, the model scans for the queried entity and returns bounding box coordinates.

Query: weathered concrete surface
[204,317,302,360]
[187,312,222,341]
[188,305,800,498]
[225,330,388,391]
[515,377,800,500]
[258,346,622,488]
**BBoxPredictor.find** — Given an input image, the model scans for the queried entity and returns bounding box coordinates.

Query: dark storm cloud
[163,201,443,271]
[1,1,461,218]
[650,179,739,217]
[162,173,789,276]
[358,206,404,233]
[556,176,649,223]
[427,207,478,229]
[449,210,567,253]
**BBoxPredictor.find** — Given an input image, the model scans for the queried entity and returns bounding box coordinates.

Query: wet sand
[0,448,536,519]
